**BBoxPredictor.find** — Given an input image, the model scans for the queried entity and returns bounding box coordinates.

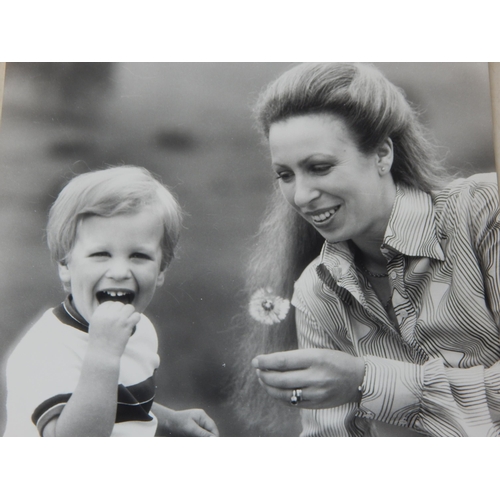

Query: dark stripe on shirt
[32,375,157,428]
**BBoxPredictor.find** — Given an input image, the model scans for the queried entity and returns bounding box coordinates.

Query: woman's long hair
[231,189,324,434]
[231,63,452,435]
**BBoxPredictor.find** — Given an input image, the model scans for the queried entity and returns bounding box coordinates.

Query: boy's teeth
[96,290,135,305]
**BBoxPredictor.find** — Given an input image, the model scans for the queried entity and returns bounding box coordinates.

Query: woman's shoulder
[293,253,325,303]
[434,172,498,210]
[296,254,323,281]
[432,172,499,239]
[438,172,497,197]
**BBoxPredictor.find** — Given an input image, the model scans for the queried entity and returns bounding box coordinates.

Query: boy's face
[58,209,166,323]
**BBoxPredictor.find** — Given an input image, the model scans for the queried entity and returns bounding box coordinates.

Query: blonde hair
[47,165,183,271]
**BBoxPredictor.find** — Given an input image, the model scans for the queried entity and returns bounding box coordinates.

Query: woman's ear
[376,137,394,175]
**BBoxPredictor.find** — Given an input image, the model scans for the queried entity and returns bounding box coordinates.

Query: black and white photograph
[0,58,498,500]
[0,61,498,440]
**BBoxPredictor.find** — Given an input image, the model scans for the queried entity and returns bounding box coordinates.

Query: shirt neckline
[52,295,89,333]
[319,184,445,282]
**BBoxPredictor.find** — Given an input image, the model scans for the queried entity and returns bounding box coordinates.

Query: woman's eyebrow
[297,153,335,166]
[273,153,335,169]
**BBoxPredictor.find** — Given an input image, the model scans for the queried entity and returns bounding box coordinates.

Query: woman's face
[269,113,396,248]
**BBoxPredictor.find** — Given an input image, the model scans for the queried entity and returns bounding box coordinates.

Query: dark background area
[0,62,495,436]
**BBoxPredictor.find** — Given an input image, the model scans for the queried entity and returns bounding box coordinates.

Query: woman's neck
[352,178,396,269]
[354,241,387,272]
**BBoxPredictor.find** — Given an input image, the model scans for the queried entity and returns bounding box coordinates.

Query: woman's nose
[294,176,320,208]
[106,258,132,280]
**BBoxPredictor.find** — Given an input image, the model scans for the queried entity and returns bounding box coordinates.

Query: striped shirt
[292,173,500,437]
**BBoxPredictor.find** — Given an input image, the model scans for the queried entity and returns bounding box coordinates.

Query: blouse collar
[318,184,445,283]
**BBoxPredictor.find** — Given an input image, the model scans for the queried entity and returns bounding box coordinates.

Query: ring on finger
[290,388,303,406]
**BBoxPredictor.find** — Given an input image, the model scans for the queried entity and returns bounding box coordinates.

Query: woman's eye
[311,164,332,174]
[276,171,294,182]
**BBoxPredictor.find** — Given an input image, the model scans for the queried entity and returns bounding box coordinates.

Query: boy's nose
[106,259,132,280]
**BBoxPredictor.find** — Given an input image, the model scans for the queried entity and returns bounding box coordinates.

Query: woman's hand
[252,349,365,409]
[153,403,219,437]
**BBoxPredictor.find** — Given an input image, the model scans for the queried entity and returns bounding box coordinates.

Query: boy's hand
[153,403,219,437]
[88,302,141,358]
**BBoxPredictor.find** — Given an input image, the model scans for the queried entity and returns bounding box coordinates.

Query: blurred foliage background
[0,63,495,436]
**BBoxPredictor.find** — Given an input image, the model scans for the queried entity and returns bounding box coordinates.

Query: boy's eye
[90,252,110,258]
[131,252,153,260]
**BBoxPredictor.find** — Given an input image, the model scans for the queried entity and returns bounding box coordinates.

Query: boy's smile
[96,289,135,305]
[58,209,166,323]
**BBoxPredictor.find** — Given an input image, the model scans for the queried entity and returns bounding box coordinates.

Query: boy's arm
[42,349,121,436]
[152,402,219,437]
[43,302,140,437]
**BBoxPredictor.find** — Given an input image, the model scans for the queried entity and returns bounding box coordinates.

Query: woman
[234,62,500,436]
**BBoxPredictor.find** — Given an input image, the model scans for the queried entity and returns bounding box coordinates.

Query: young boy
[5,166,219,437]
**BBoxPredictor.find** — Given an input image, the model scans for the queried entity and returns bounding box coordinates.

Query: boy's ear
[58,262,71,288]
[156,270,166,288]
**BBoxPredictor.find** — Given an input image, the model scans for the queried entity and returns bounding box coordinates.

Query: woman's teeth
[311,207,338,223]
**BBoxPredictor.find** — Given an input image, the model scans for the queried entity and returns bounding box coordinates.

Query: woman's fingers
[253,349,365,409]
[257,378,298,402]
[257,378,322,407]
[252,348,323,371]
[256,368,307,390]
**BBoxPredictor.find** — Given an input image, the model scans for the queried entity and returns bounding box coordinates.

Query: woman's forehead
[269,114,356,160]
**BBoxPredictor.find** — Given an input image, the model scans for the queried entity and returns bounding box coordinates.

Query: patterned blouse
[292,173,500,436]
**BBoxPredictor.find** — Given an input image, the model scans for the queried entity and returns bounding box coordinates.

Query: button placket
[388,258,413,331]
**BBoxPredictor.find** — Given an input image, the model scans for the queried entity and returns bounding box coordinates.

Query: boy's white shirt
[5,307,160,437]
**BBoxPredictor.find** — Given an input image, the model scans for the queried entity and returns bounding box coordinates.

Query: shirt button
[390,271,397,280]
[400,310,408,320]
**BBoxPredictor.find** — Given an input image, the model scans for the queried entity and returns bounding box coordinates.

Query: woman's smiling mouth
[310,206,340,224]
[96,289,136,305]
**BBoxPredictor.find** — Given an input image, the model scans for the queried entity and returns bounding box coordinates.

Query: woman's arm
[253,345,500,437]
[254,293,500,436]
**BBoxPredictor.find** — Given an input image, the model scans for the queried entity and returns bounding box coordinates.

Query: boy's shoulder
[8,307,83,366]
[9,303,158,364]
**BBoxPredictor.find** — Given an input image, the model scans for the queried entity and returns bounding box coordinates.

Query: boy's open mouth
[96,290,135,305]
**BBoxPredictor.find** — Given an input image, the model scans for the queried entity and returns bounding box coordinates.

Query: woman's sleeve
[294,295,367,437]
[357,355,499,436]
[358,177,500,437]
[295,294,500,436]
